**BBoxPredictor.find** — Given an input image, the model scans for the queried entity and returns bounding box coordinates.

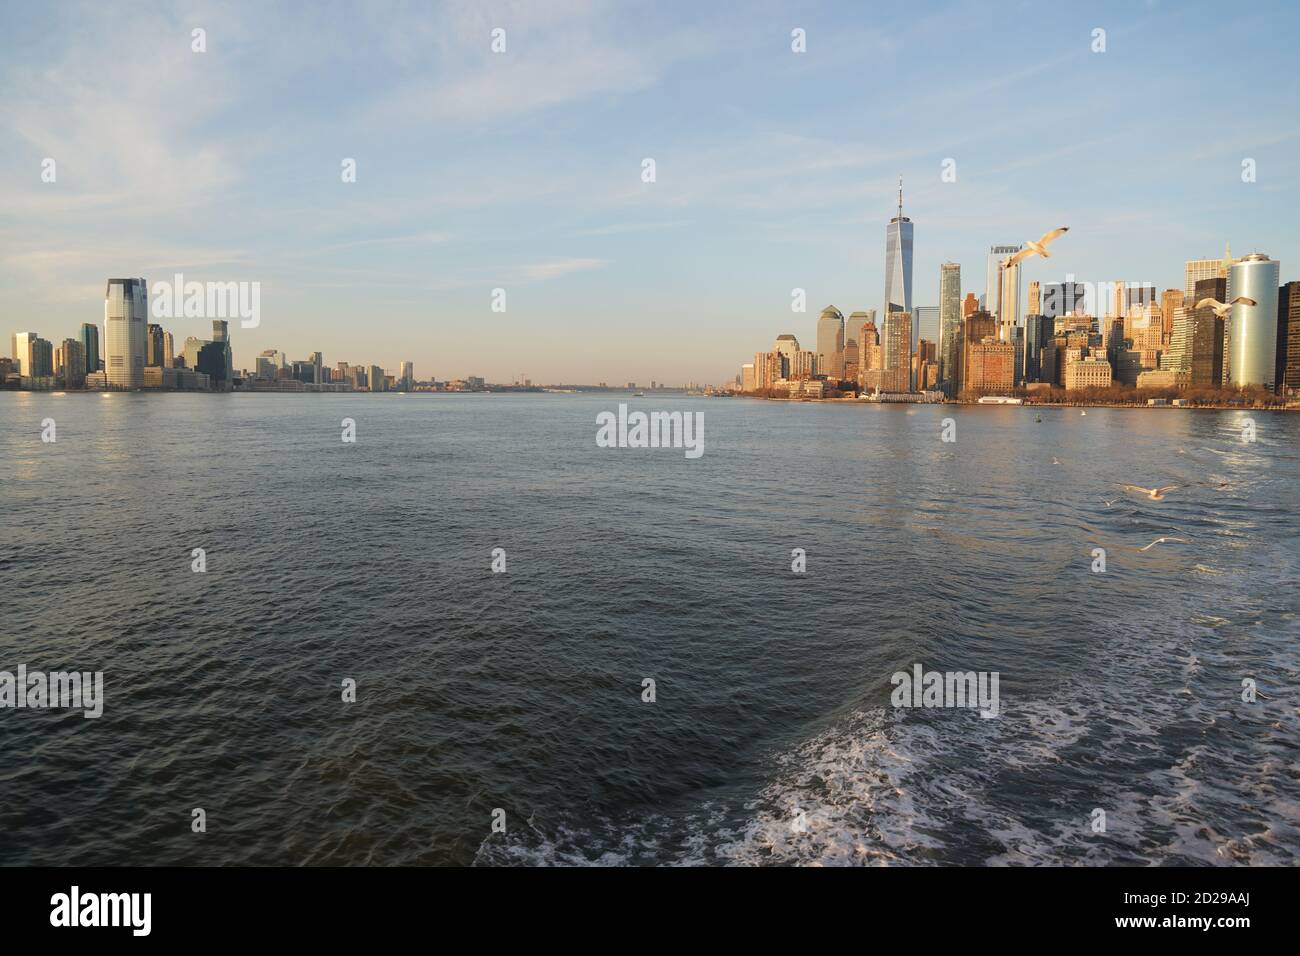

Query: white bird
[1194,296,1256,318]
[1138,536,1189,552]
[1117,483,1178,500]
[1005,227,1069,267]
[1101,496,1120,507]
[1080,410,1086,416]
[1052,457,1062,465]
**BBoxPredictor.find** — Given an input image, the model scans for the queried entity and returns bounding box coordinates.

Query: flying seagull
[1138,536,1189,552]
[1005,227,1069,267]
[1194,296,1256,318]
[1117,483,1178,500]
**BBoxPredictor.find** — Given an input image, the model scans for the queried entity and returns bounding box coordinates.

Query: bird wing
[1194,298,1222,311]
[1038,227,1069,245]
[1116,483,1150,494]
[1005,248,1032,266]
[1230,296,1257,307]
[1156,486,1178,494]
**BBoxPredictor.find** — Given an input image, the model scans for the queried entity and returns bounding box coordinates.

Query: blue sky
[3,0,1298,384]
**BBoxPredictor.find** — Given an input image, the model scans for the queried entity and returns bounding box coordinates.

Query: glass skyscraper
[939,263,961,391]
[883,179,914,358]
[79,322,100,374]
[104,278,147,389]
[1226,253,1280,389]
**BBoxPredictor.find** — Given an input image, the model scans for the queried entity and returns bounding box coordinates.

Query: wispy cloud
[523,258,605,280]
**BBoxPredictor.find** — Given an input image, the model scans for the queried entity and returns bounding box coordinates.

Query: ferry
[977,396,1023,405]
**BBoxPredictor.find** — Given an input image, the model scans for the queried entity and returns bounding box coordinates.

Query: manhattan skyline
[2,1,1298,384]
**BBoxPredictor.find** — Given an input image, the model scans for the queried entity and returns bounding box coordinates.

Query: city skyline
[2,1,1299,383]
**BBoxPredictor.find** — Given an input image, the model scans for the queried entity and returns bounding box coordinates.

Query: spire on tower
[897,176,904,219]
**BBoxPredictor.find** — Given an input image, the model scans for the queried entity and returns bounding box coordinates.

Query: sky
[2,0,1299,385]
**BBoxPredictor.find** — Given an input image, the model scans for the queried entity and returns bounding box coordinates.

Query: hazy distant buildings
[368,365,385,392]
[58,338,86,388]
[400,360,414,390]
[105,278,148,388]
[1226,253,1280,389]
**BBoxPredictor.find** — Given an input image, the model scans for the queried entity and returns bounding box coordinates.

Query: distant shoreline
[746,395,1295,411]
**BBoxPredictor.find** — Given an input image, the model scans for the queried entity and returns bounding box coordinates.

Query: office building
[104,278,148,388]
[884,179,914,344]
[1225,254,1280,389]
[1024,314,1052,383]
[1281,281,1300,395]
[816,307,845,379]
[79,323,100,374]
[985,244,1022,323]
[146,323,165,367]
[939,263,961,390]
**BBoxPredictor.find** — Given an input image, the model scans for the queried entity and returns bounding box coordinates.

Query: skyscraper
[1226,253,1280,389]
[79,322,100,374]
[985,244,1022,323]
[816,306,845,379]
[11,331,38,375]
[104,278,148,389]
[60,338,86,388]
[998,256,1021,341]
[400,360,414,390]
[883,178,914,353]
[1028,281,1041,315]
[212,319,233,389]
[1024,314,1053,383]
[939,263,961,390]
[961,310,997,392]
[882,311,912,391]
[1041,281,1086,319]
[1184,247,1230,301]
[146,323,165,367]
[1280,281,1300,396]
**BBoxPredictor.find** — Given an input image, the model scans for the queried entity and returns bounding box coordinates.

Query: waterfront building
[961,310,998,392]
[966,338,1015,392]
[1065,357,1113,390]
[884,179,914,350]
[1226,253,1280,389]
[1281,281,1300,395]
[816,308,845,379]
[939,263,961,390]
[104,278,148,389]
[79,322,100,373]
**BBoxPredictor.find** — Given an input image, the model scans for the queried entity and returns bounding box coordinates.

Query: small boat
[1081,410,1087,416]
[1035,414,1042,423]
[633,391,644,397]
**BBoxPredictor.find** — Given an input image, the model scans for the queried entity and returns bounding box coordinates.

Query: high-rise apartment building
[882,311,912,391]
[104,278,148,388]
[939,263,961,390]
[967,339,1015,392]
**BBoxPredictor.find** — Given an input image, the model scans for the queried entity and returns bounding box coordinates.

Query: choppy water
[1,392,1297,866]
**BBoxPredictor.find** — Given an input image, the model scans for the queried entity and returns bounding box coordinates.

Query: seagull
[1052,457,1062,465]
[1005,227,1069,267]
[1101,496,1120,507]
[1138,536,1189,552]
[1117,483,1178,500]
[1194,296,1257,318]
